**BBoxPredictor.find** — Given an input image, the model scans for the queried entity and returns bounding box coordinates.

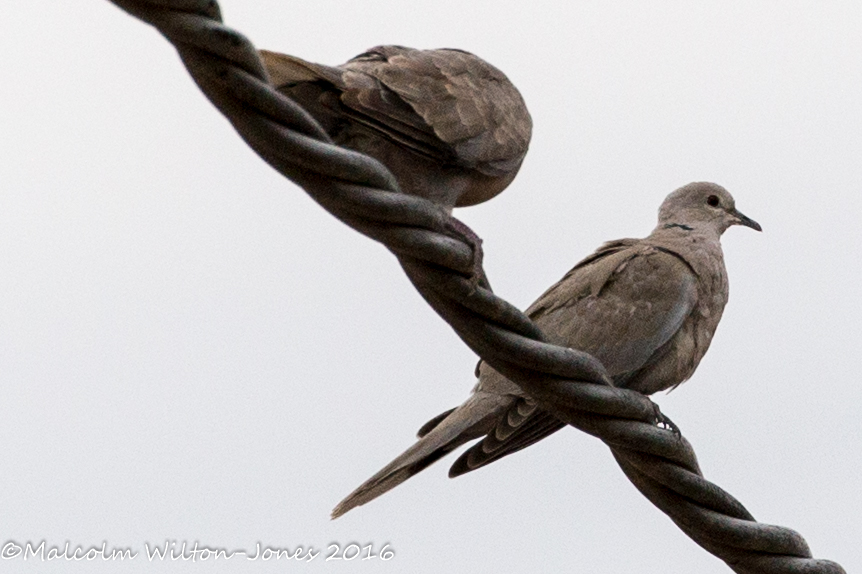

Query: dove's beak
[731,209,762,232]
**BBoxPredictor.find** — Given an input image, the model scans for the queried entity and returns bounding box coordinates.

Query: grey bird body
[332,182,761,519]
[260,46,532,210]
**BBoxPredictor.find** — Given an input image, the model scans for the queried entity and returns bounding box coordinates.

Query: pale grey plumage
[259,45,532,211]
[332,182,761,519]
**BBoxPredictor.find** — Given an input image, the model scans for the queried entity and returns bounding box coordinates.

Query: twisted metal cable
[105,2,844,572]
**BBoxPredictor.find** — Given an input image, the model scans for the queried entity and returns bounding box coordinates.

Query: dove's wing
[350,46,532,175]
[449,245,699,475]
[261,48,461,165]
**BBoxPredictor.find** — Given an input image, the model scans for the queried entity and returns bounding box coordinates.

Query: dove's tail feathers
[331,393,512,519]
[449,410,565,478]
[330,440,459,520]
[416,407,457,438]
[259,50,344,88]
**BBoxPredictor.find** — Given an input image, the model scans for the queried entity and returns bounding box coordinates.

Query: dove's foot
[444,218,490,290]
[652,404,682,437]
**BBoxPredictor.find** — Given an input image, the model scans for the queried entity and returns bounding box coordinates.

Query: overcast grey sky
[1,1,859,572]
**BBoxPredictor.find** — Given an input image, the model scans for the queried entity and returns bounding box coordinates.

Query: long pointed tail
[258,50,345,88]
[331,391,512,519]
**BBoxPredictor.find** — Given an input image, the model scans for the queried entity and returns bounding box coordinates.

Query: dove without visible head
[260,45,532,211]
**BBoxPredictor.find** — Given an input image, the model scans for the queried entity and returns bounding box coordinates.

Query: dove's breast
[627,235,730,394]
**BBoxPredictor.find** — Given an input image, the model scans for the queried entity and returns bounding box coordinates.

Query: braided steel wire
[104,2,845,572]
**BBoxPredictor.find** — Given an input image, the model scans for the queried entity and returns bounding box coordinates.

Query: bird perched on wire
[259,45,532,211]
[331,181,761,519]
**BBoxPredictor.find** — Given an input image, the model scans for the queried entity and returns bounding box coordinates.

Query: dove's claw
[444,218,489,291]
[652,404,682,437]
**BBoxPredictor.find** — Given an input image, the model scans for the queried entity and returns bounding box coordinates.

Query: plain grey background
[1,1,859,572]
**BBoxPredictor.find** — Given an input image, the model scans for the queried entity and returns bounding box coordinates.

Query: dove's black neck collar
[663,223,694,231]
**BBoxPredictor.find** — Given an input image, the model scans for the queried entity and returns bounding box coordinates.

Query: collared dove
[259,45,532,210]
[332,182,761,519]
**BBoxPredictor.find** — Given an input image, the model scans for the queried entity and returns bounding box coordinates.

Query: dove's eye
[706,195,720,207]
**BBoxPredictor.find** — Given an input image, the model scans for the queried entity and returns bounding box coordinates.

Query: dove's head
[658,182,761,235]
